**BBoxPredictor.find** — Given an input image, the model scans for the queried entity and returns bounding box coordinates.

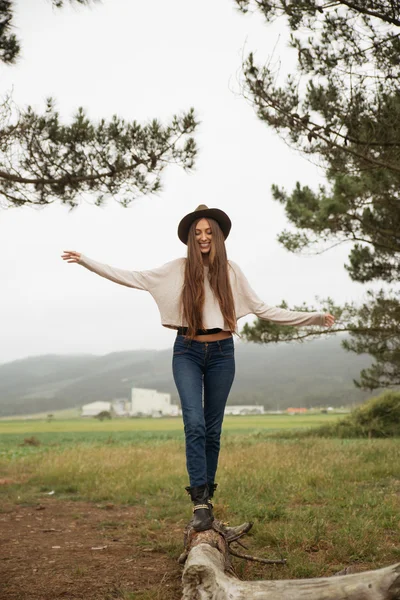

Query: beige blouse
[78,254,326,330]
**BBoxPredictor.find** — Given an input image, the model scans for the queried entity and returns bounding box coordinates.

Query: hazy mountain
[0,337,376,416]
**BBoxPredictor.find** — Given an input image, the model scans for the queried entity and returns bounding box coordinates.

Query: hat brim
[178,208,231,245]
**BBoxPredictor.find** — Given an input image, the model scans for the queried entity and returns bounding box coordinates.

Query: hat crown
[195,204,209,211]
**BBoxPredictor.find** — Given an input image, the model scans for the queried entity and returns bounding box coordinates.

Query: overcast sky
[1,0,369,364]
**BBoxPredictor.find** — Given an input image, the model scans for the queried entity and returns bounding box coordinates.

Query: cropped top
[78,255,326,330]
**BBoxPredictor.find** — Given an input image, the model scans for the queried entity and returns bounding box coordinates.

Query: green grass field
[1,414,399,586]
[0,413,341,434]
[0,414,342,457]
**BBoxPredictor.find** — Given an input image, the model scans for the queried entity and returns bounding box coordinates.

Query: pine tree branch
[0,161,144,186]
[254,87,400,172]
[339,0,400,27]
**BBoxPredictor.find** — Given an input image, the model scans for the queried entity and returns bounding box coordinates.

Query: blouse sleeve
[78,254,176,292]
[230,261,326,327]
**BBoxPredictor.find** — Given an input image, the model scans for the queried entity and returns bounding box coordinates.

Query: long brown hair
[181,217,236,338]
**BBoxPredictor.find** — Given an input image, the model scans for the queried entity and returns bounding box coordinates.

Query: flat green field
[0,413,341,434]
[0,414,343,455]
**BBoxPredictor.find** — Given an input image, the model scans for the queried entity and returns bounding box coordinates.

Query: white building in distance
[81,401,111,417]
[130,387,179,417]
[112,398,129,417]
[224,405,265,416]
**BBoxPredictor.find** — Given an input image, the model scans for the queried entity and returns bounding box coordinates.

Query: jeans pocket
[173,339,190,356]
[219,340,235,358]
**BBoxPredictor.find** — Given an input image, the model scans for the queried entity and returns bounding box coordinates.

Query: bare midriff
[193,330,233,342]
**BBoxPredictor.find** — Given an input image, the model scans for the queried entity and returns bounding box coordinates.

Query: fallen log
[181,524,400,600]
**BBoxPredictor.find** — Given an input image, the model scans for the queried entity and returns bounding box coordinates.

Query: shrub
[96,411,112,421]
[21,436,41,446]
[310,391,400,438]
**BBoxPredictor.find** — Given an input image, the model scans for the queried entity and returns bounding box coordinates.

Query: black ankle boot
[207,483,218,518]
[206,484,252,539]
[185,484,214,532]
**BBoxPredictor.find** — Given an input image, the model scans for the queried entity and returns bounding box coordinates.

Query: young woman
[62,204,335,531]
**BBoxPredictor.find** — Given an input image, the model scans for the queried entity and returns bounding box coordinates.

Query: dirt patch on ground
[0,499,183,600]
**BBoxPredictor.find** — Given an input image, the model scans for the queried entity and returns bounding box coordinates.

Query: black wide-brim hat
[178,204,232,245]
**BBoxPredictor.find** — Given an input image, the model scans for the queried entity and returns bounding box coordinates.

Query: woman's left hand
[324,313,335,327]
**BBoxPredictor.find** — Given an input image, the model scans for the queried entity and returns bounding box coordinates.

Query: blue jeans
[172,335,235,487]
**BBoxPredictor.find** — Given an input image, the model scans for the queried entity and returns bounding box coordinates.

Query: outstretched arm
[252,301,334,328]
[230,261,335,328]
[61,250,149,290]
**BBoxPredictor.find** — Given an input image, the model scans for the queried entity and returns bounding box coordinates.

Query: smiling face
[195,218,212,254]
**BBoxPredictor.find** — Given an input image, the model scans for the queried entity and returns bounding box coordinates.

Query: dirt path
[0,499,182,600]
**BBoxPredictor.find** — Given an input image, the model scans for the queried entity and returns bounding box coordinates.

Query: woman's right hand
[61,250,81,263]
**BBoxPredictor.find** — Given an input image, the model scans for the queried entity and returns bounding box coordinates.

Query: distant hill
[0,337,377,416]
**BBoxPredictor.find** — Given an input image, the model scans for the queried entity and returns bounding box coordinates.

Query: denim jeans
[172,335,235,487]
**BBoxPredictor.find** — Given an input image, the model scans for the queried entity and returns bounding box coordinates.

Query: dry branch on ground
[181,521,400,600]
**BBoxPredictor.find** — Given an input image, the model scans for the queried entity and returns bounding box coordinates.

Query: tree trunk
[181,528,400,600]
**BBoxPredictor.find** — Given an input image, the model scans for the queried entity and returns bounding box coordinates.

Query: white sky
[1,0,368,364]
